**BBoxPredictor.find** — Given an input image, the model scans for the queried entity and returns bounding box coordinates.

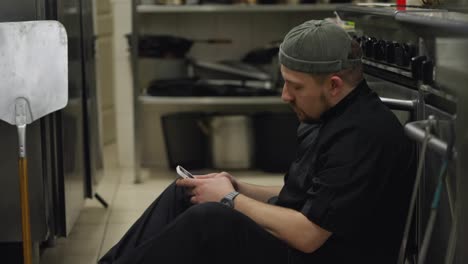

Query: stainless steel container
[209,115,254,169]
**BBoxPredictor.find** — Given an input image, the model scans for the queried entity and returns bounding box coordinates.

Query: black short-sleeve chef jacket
[276,80,415,264]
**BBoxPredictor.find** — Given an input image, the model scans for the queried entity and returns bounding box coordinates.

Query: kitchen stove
[337,5,468,264]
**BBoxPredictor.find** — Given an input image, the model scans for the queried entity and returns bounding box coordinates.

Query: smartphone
[176,165,194,179]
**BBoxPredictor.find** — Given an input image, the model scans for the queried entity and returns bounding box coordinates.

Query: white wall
[94,0,117,147]
[112,0,136,169]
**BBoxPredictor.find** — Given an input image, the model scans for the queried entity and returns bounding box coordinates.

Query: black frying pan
[126,34,231,58]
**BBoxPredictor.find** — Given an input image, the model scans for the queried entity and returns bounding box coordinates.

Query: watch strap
[220,191,240,208]
[224,191,240,201]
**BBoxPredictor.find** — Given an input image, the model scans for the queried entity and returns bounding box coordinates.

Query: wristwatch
[220,191,240,208]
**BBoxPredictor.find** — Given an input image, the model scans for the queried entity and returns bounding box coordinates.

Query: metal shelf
[139,95,285,105]
[137,4,341,13]
[131,0,337,182]
[362,58,413,78]
[396,11,468,35]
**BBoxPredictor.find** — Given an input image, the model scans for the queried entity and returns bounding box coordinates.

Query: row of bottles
[353,35,433,84]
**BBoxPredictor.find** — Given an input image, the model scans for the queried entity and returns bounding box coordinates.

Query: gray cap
[279,20,361,74]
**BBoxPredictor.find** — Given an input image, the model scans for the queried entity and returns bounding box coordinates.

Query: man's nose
[281,85,293,102]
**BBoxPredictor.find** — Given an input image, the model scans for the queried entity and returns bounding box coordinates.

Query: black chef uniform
[276,79,416,264]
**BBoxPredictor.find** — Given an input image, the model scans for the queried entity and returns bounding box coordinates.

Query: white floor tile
[58,255,100,264]
[41,248,100,264]
[67,224,106,241]
[76,205,110,225]
[103,223,134,243]
[108,209,143,224]
[111,193,156,211]
[56,238,101,256]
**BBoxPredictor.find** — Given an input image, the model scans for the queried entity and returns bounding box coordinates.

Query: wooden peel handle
[19,157,33,264]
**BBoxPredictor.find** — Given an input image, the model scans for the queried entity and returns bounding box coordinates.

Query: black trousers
[98,182,289,264]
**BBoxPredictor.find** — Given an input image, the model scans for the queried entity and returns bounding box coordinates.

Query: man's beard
[290,93,329,123]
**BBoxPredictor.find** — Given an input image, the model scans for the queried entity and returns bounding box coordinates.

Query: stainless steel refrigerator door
[54,0,88,235]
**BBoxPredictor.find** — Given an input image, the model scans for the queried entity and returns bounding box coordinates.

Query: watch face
[221,198,234,208]
[220,191,239,208]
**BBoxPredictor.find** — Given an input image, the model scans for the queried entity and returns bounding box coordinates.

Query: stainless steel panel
[56,0,87,235]
[0,0,36,22]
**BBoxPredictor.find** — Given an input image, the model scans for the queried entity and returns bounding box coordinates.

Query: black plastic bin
[161,112,209,169]
[253,112,299,173]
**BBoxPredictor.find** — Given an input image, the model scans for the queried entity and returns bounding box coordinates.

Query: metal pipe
[404,120,452,157]
[398,130,431,264]
[445,207,458,264]
[379,97,417,111]
[17,124,26,158]
[418,160,450,264]
[132,0,142,184]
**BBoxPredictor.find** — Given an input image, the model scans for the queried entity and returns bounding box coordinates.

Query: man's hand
[193,171,239,190]
[176,176,235,204]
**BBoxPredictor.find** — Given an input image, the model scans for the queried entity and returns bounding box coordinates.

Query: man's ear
[329,75,344,97]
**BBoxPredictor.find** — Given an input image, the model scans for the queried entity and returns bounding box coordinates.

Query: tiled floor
[39,145,284,264]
